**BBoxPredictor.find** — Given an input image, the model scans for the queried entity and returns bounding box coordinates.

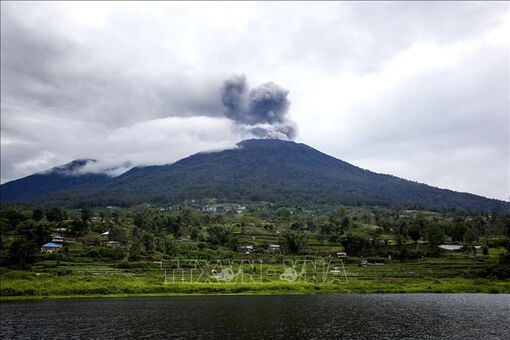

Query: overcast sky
[1,2,509,201]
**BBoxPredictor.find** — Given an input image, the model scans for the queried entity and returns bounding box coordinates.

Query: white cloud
[1,1,508,200]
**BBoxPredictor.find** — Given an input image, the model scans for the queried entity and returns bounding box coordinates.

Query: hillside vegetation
[1,203,509,298]
[2,139,508,212]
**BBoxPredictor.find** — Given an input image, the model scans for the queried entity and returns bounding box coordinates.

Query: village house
[268,244,281,253]
[439,244,463,251]
[40,242,63,253]
[51,235,65,244]
[239,245,254,254]
[104,241,122,249]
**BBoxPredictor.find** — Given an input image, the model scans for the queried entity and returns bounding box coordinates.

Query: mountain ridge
[1,139,508,212]
[0,159,110,203]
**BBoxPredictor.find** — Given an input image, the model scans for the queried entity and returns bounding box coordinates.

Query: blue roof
[42,242,62,248]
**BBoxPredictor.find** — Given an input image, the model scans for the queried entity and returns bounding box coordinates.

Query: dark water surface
[1,294,509,339]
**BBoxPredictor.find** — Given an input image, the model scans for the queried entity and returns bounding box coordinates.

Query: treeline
[1,204,510,277]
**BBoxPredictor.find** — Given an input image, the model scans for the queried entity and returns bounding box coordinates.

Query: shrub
[477,253,510,279]
[54,268,73,276]
[479,264,510,280]
[85,247,127,260]
[487,237,509,249]
[282,231,308,254]
[117,261,148,269]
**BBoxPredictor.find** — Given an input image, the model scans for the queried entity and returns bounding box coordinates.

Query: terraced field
[2,247,508,299]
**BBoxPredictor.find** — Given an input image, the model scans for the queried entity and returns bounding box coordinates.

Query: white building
[268,244,281,252]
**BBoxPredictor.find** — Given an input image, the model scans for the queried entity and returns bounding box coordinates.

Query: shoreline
[2,291,508,303]
[2,280,509,302]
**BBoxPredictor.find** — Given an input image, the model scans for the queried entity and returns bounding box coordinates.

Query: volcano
[1,139,508,212]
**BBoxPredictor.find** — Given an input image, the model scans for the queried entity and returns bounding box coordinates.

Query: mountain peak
[236,138,318,154]
[51,159,97,175]
[1,159,108,203]
[2,142,508,212]
[237,138,295,148]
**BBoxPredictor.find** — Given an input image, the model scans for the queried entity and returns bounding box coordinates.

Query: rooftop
[42,242,63,248]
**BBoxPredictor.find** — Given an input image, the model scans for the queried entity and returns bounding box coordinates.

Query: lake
[1,294,509,339]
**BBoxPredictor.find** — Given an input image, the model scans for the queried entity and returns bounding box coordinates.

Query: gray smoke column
[221,75,297,139]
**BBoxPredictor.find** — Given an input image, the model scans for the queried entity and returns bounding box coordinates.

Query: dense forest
[2,139,509,213]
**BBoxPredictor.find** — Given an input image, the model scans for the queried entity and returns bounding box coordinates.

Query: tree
[426,224,445,254]
[9,238,38,267]
[190,227,200,241]
[341,232,370,256]
[112,211,120,224]
[110,226,128,243]
[340,216,351,231]
[463,227,478,244]
[210,213,225,225]
[180,208,199,228]
[80,206,92,223]
[289,221,305,231]
[282,231,308,254]
[319,223,334,237]
[305,219,317,232]
[393,220,408,251]
[32,208,44,222]
[318,219,344,243]
[1,207,32,230]
[472,216,486,237]
[46,207,64,223]
[408,223,422,247]
[450,221,467,242]
[99,211,106,223]
[15,220,50,245]
[328,207,346,226]
[142,231,155,255]
[277,208,292,222]
[71,218,88,235]
[164,215,181,235]
[360,212,375,224]
[128,226,143,259]
[163,235,177,257]
[207,226,237,249]
[9,220,51,266]
[129,242,142,260]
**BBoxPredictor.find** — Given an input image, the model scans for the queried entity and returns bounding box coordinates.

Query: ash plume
[221,75,297,139]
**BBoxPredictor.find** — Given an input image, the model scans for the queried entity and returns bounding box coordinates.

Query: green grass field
[2,251,509,300]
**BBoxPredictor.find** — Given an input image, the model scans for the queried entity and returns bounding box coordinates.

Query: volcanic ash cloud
[221,74,297,140]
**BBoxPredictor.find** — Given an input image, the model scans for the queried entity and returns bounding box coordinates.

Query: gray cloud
[0,2,507,200]
[221,75,249,122]
[221,75,296,139]
[285,2,508,73]
[0,3,225,129]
